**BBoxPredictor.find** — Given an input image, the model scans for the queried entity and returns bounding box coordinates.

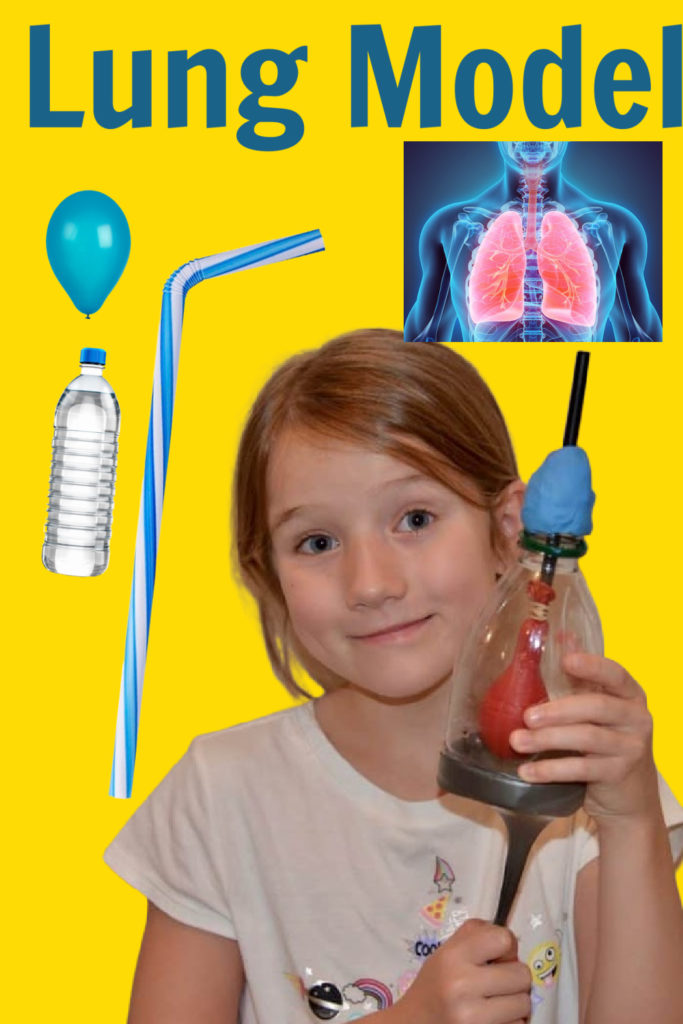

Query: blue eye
[297,534,338,555]
[399,509,434,532]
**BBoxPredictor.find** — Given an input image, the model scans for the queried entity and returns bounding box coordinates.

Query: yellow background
[3,2,682,1018]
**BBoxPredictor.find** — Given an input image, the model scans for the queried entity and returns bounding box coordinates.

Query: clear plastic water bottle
[42,348,120,577]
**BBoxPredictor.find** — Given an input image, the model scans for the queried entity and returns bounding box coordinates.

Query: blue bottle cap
[80,347,106,365]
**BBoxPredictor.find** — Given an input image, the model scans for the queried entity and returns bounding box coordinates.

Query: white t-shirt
[104,701,683,1023]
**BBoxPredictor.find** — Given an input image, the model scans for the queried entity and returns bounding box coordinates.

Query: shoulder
[106,703,313,854]
[187,702,311,784]
[585,200,647,250]
[419,203,466,244]
[191,701,309,757]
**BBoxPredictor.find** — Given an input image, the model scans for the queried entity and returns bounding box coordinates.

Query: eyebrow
[269,471,433,533]
[270,506,305,533]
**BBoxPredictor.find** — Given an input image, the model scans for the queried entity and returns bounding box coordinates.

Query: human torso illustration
[405,142,662,343]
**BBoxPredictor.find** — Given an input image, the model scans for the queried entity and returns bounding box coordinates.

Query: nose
[343,535,408,609]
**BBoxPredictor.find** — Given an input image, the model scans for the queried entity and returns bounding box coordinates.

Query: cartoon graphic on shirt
[302,977,395,1020]
[307,980,344,1019]
[420,893,451,927]
[528,939,561,989]
[409,927,443,961]
[420,855,459,927]
[296,855,467,1019]
[407,856,469,971]
[346,979,393,1011]
[525,930,564,1016]
[434,855,456,892]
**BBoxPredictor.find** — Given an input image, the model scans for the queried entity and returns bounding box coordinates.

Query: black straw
[563,351,590,447]
[540,351,590,586]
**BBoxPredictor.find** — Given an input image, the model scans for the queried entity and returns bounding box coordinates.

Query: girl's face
[268,430,521,701]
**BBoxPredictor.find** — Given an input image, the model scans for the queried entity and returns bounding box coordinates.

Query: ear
[492,479,525,573]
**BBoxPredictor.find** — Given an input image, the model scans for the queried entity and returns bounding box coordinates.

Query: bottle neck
[79,363,104,377]
[520,548,579,575]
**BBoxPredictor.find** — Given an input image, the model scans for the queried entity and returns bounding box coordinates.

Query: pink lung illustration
[468,211,526,324]
[537,211,597,326]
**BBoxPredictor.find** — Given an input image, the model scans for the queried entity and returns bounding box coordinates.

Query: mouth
[539,965,558,984]
[351,615,434,643]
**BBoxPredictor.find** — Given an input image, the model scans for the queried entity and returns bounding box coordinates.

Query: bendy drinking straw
[110,230,325,798]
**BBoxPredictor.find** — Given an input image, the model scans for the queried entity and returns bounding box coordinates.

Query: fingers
[475,961,532,998]
[503,654,657,800]
[562,653,644,699]
[509,664,652,774]
[511,722,646,757]
[450,919,516,965]
[429,921,532,1023]
[485,994,533,1024]
[518,754,629,784]
[521,691,648,730]
[511,713,651,783]
[495,935,521,964]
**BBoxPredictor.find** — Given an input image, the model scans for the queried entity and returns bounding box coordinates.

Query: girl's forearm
[584,812,683,1024]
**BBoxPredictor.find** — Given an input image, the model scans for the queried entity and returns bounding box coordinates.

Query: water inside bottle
[43,366,120,577]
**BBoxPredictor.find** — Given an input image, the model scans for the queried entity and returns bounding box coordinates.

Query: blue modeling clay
[522,447,594,537]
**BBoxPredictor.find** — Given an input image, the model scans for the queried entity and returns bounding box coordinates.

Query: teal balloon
[46,191,131,316]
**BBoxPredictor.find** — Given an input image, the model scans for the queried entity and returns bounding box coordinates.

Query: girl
[105,330,683,1024]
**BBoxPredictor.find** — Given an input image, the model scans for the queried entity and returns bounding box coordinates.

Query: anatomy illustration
[405,142,662,343]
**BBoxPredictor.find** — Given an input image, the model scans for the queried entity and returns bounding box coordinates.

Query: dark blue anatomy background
[404,142,662,339]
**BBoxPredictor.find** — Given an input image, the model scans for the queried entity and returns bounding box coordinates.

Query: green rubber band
[520,531,588,559]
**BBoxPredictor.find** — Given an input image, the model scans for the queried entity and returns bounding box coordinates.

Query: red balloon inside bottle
[478,579,555,760]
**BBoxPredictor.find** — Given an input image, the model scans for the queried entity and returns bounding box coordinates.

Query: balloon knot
[86,314,90,320]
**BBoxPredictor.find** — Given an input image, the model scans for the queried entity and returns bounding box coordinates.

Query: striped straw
[110,230,325,797]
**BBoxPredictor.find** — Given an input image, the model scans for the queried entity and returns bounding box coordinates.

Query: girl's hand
[509,653,660,826]
[377,919,531,1024]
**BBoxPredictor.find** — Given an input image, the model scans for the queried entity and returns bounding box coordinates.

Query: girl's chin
[348,673,452,705]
